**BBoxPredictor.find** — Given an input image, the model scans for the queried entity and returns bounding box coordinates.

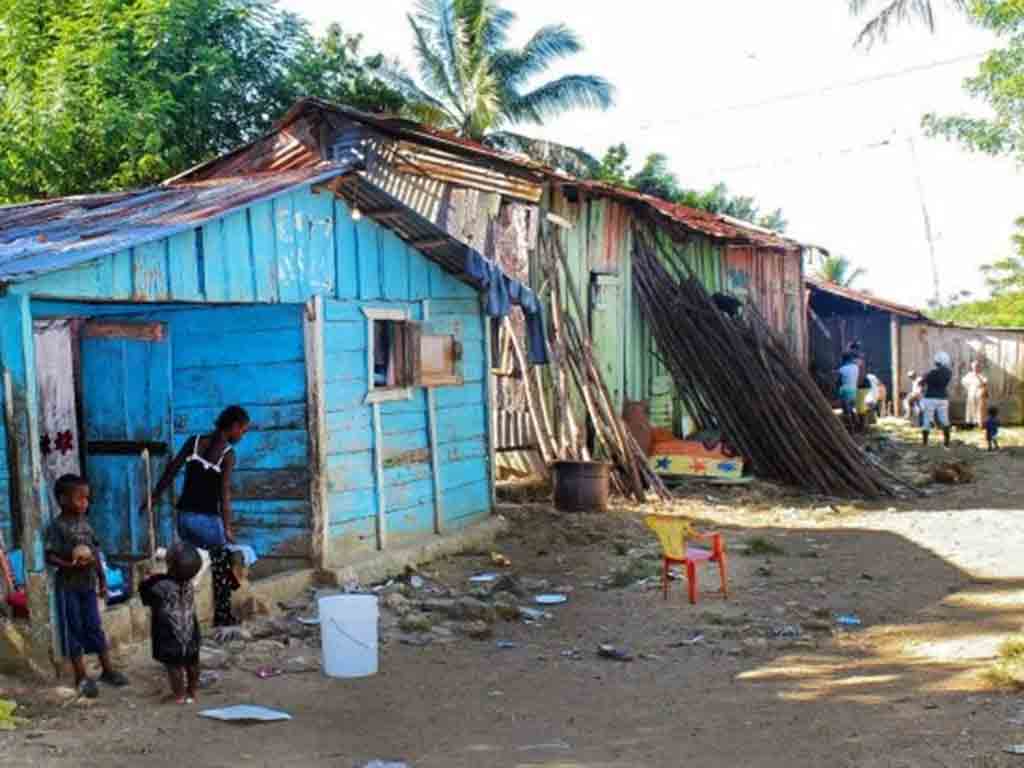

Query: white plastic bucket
[319,594,378,678]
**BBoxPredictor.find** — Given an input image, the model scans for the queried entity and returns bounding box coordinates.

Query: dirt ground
[4,420,1024,767]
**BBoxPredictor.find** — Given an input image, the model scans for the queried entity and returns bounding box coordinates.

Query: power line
[696,130,906,176]
[635,51,986,130]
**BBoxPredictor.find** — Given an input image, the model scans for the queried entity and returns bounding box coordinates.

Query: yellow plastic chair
[644,514,729,604]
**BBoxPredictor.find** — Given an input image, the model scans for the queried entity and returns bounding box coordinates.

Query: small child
[140,543,202,704]
[985,406,1001,452]
[44,474,128,698]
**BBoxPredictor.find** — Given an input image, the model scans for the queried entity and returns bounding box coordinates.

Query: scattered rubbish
[669,633,705,648]
[255,667,284,680]
[516,742,572,752]
[597,644,634,662]
[409,575,424,590]
[197,671,221,689]
[198,705,292,723]
[561,649,583,660]
[835,614,863,627]
[1005,745,1024,756]
[534,594,568,605]
[358,761,410,768]
[491,552,512,568]
[772,625,802,639]
[0,699,27,731]
[496,640,519,649]
[297,616,320,626]
[520,607,547,622]
[469,573,499,584]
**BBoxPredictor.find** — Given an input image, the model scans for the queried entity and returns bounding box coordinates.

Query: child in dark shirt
[140,543,203,704]
[44,474,128,698]
[985,406,1001,452]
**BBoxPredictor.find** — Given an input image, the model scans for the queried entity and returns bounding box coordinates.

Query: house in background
[806,278,929,411]
[807,278,1024,424]
[0,154,537,669]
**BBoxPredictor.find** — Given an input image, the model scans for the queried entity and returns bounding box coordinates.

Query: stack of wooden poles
[631,225,903,499]
[503,226,669,503]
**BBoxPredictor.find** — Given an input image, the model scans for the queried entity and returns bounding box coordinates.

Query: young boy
[45,474,128,698]
[140,543,202,704]
[985,406,1001,452]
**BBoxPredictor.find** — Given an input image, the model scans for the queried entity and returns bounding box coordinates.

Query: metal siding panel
[305,190,336,298]
[167,230,202,301]
[274,195,300,303]
[356,217,381,300]
[201,220,227,302]
[334,200,359,300]
[134,240,169,300]
[221,210,254,302]
[381,228,410,301]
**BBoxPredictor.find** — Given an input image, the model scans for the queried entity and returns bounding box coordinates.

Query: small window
[364,307,462,403]
[373,319,416,389]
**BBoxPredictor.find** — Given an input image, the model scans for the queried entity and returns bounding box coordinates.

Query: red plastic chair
[644,514,729,604]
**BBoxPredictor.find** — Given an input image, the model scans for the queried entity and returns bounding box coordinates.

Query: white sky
[280,0,1022,309]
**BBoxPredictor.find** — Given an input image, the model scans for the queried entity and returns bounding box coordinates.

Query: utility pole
[908,136,941,306]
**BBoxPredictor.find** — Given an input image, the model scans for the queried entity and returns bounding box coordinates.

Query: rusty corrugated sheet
[806,277,926,320]
[725,245,805,357]
[0,163,356,282]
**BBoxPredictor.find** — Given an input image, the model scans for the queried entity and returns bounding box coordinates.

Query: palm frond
[851,0,969,48]
[408,15,461,110]
[505,74,614,125]
[486,131,599,176]
[379,65,460,129]
[412,0,464,105]
[492,24,583,89]
[844,267,867,287]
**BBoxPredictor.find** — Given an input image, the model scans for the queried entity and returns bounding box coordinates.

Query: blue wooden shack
[0,151,541,662]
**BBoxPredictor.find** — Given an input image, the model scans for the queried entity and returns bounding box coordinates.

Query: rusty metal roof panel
[806,277,927,319]
[0,163,356,283]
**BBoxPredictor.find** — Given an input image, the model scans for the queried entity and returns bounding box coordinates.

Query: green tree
[608,148,789,232]
[814,255,867,287]
[848,0,969,47]
[0,0,402,202]
[386,0,613,170]
[923,2,1024,162]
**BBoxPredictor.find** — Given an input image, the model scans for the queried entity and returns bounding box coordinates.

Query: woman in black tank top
[146,406,250,626]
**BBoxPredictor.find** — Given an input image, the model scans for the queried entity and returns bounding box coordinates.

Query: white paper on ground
[198,705,292,722]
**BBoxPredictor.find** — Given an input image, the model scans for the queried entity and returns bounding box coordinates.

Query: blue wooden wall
[0,377,10,551]
[325,216,491,556]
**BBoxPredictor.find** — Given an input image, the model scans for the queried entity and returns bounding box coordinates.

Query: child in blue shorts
[45,474,128,698]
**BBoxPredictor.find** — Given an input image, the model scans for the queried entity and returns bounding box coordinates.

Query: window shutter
[404,321,423,388]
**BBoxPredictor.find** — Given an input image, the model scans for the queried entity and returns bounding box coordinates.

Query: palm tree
[848,0,969,47]
[386,0,613,173]
[815,255,866,288]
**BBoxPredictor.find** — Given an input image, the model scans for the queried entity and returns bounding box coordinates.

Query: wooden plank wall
[323,217,490,563]
[0,368,10,550]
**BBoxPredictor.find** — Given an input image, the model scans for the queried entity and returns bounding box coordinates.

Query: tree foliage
[813,255,867,287]
[591,145,789,232]
[0,0,402,202]
[386,0,613,173]
[929,217,1024,325]
[923,1,1024,163]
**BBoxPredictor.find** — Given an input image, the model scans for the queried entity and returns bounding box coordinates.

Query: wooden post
[481,309,498,511]
[890,314,901,417]
[424,299,445,532]
[372,403,386,551]
[142,449,155,557]
[0,294,55,664]
[303,296,329,569]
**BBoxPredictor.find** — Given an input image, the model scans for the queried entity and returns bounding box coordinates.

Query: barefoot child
[140,543,203,704]
[45,474,129,697]
[985,406,1001,452]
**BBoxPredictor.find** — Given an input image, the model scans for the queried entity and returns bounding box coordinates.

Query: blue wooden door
[80,321,172,557]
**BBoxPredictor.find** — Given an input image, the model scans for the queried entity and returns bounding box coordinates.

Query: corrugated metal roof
[0,163,356,283]
[177,98,804,251]
[806,277,927,320]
